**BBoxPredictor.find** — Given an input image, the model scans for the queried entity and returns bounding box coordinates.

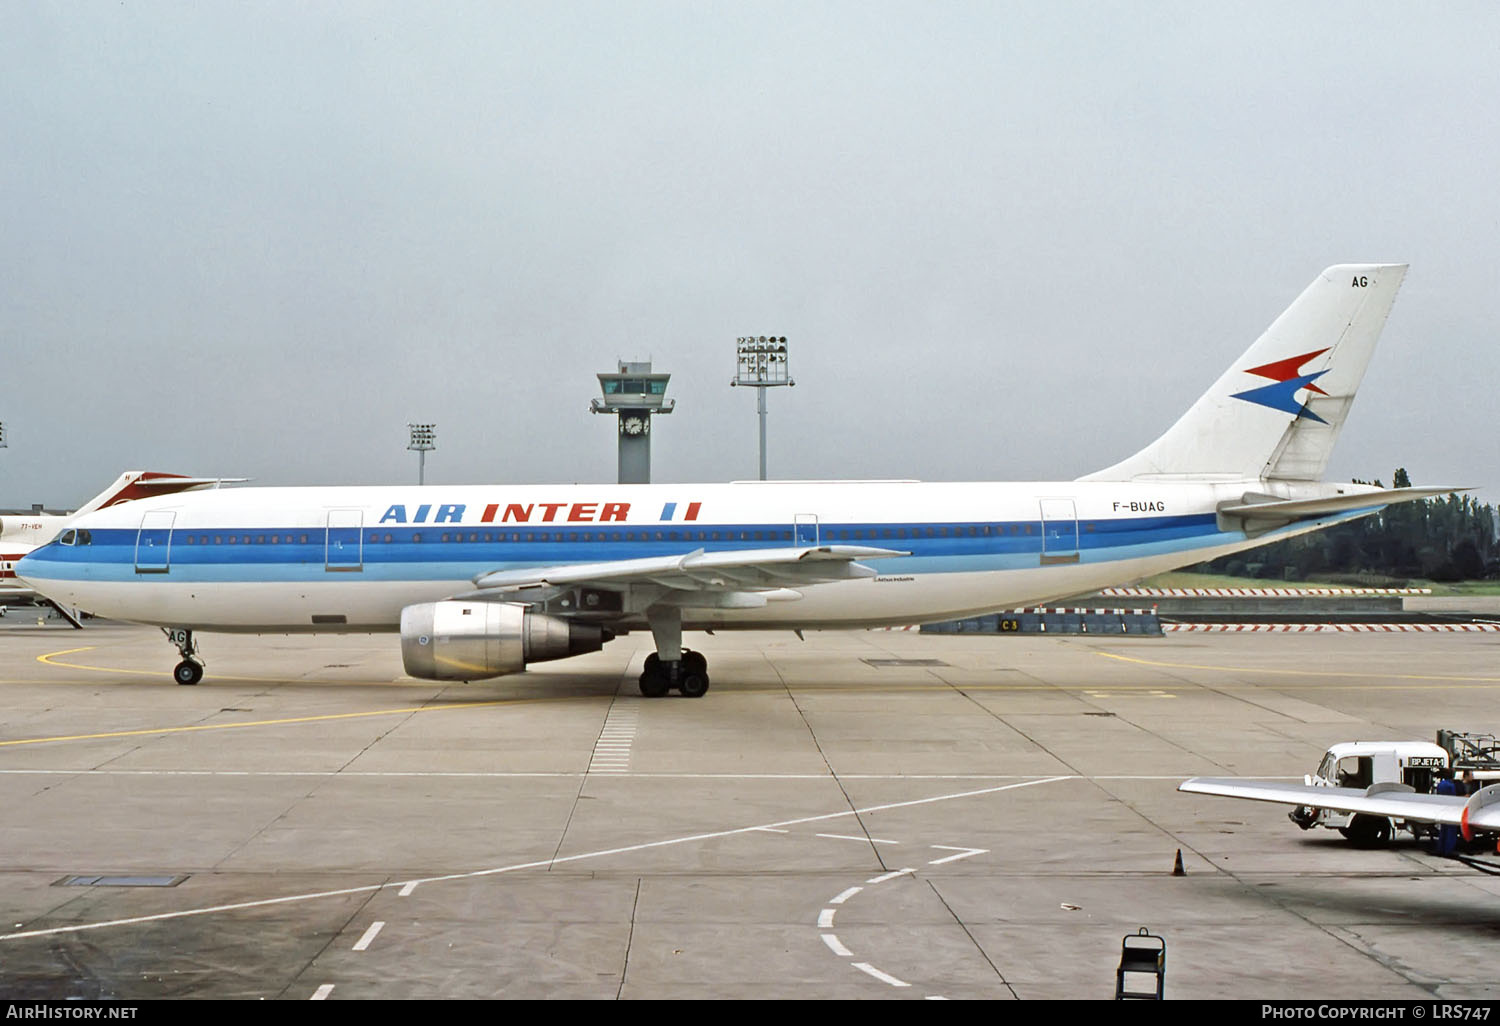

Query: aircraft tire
[174,661,204,686]
[1342,814,1392,848]
[639,667,669,698]
[678,672,709,698]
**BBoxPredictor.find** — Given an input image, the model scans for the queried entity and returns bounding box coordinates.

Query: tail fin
[72,471,246,516]
[1081,263,1407,483]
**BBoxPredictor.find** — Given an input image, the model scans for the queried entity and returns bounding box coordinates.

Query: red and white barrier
[1011,607,1152,615]
[1102,587,1431,597]
[1162,622,1500,633]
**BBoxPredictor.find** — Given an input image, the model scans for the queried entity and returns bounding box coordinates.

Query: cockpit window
[59,529,77,546]
[77,529,92,545]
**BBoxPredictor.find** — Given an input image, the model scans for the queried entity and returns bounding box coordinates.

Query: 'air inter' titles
[377,501,704,525]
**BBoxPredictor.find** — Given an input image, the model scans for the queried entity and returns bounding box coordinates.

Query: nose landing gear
[164,627,205,686]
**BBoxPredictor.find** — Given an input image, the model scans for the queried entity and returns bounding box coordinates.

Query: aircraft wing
[1218,486,1468,523]
[460,544,908,601]
[1180,777,1500,834]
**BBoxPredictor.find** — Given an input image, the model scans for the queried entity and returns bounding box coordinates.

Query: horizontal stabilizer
[78,471,251,516]
[132,476,249,490]
[1219,486,1468,522]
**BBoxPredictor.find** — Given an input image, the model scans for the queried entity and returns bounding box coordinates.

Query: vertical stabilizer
[1081,264,1407,482]
[74,472,239,516]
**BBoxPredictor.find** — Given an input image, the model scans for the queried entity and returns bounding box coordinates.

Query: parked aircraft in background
[2,472,243,624]
[18,264,1461,690]
[1180,776,1500,851]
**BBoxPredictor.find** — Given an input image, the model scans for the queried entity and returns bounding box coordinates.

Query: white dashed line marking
[0,777,1073,946]
[927,845,988,865]
[398,882,418,897]
[352,921,384,951]
[821,934,853,957]
[804,783,1069,997]
[853,962,910,988]
[588,704,639,774]
[310,984,334,1000]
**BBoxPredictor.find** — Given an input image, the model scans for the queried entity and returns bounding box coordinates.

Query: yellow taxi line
[38,646,296,683]
[1093,649,1500,685]
[0,698,546,747]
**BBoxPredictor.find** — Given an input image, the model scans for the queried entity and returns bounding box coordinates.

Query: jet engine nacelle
[400,600,609,681]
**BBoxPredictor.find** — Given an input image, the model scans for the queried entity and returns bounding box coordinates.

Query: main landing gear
[638,649,709,698]
[638,606,710,698]
[164,627,204,686]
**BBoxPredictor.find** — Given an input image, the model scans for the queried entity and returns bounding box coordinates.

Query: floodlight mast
[407,423,435,485]
[731,336,793,481]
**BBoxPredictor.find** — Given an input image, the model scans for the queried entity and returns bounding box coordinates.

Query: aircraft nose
[15,550,42,585]
[15,544,62,587]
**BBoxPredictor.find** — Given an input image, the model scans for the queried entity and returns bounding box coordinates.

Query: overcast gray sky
[3,2,1495,510]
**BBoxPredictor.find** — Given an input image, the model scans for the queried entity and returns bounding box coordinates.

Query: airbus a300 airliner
[18,264,1460,695]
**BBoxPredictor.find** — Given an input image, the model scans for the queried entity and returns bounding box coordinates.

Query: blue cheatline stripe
[16,513,1255,585]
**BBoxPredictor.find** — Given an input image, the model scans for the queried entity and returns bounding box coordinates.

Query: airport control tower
[589,361,675,484]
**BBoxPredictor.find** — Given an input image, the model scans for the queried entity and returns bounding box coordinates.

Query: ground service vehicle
[1289,731,1500,846]
[1290,741,1449,845]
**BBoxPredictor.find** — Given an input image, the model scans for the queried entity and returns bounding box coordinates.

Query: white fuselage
[17,478,1368,633]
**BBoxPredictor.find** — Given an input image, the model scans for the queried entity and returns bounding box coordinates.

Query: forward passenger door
[134,510,176,574]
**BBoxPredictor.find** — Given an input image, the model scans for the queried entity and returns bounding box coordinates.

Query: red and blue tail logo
[1230,348,1329,423]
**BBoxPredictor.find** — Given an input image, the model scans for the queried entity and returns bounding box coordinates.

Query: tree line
[1190,469,1500,584]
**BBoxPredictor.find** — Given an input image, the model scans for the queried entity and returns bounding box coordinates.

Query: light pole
[731,336,793,480]
[407,423,435,485]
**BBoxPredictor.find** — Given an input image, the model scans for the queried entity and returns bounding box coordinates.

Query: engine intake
[400,601,610,681]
